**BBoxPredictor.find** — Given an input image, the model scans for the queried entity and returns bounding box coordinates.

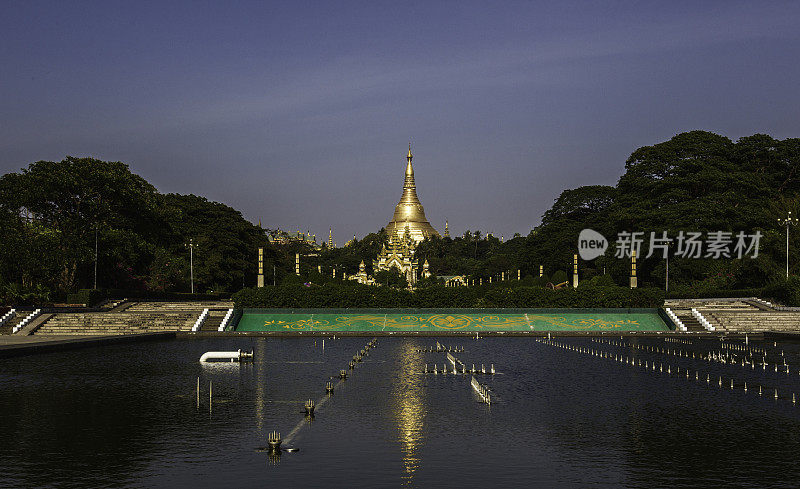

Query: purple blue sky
[2,1,800,242]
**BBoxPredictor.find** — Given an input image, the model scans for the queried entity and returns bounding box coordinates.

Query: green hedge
[101,289,227,301]
[762,277,800,307]
[665,277,800,307]
[232,284,665,309]
[63,288,229,306]
[666,288,765,300]
[66,289,106,306]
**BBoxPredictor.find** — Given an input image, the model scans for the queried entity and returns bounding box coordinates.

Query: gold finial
[407,142,413,161]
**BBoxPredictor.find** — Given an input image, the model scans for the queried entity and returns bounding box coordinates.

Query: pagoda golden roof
[387,144,439,243]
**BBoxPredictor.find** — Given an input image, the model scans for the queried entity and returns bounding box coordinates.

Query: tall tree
[1,157,161,292]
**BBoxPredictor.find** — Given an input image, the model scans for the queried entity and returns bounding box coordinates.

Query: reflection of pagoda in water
[392,339,427,484]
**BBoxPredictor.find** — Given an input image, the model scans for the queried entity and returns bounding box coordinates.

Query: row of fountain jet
[416,341,463,353]
[590,336,792,375]
[471,376,492,405]
[420,344,496,405]
[538,337,800,406]
[424,363,495,375]
[664,337,693,345]
[268,337,378,455]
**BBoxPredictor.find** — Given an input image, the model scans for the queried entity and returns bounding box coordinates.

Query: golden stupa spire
[388,144,439,242]
[404,145,416,190]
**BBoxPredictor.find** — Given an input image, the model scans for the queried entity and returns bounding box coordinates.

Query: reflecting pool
[2,336,800,488]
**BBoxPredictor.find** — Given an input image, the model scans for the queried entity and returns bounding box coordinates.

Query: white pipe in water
[199,349,252,362]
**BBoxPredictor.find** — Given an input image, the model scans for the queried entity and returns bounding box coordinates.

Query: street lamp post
[94,226,98,290]
[779,211,798,279]
[186,238,196,294]
[665,241,675,293]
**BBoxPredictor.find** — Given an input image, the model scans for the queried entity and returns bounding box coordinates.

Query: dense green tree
[523,185,616,281]
[525,131,800,290]
[373,266,408,289]
[0,157,267,301]
[159,194,265,293]
[2,130,800,304]
[0,157,162,293]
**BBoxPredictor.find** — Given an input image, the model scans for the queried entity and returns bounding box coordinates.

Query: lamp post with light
[779,211,798,279]
[185,238,197,294]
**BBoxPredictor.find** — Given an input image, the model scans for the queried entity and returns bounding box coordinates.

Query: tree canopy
[2,130,799,304]
[0,157,265,302]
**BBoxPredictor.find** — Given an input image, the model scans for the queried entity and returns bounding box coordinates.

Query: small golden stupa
[386,144,439,243]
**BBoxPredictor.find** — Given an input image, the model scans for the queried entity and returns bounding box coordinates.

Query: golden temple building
[374,223,420,284]
[386,144,439,243]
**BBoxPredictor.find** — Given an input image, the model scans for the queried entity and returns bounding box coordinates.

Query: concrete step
[201,315,225,331]
[675,314,706,332]
[34,312,196,335]
[1,312,34,335]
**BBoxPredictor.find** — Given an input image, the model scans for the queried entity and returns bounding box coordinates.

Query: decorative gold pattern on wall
[261,314,646,331]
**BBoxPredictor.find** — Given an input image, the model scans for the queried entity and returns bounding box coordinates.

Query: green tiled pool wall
[235,308,669,332]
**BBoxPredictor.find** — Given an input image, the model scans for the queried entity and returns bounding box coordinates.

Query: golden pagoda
[386,144,439,243]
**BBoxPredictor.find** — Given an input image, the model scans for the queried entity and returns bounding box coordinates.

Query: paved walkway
[0,332,174,358]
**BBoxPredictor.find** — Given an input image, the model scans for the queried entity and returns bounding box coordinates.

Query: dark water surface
[2,336,800,488]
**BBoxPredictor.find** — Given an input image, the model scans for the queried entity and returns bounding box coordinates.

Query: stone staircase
[200,310,227,331]
[665,298,800,333]
[673,312,708,332]
[705,311,800,333]
[35,312,196,335]
[664,299,761,312]
[0,312,33,335]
